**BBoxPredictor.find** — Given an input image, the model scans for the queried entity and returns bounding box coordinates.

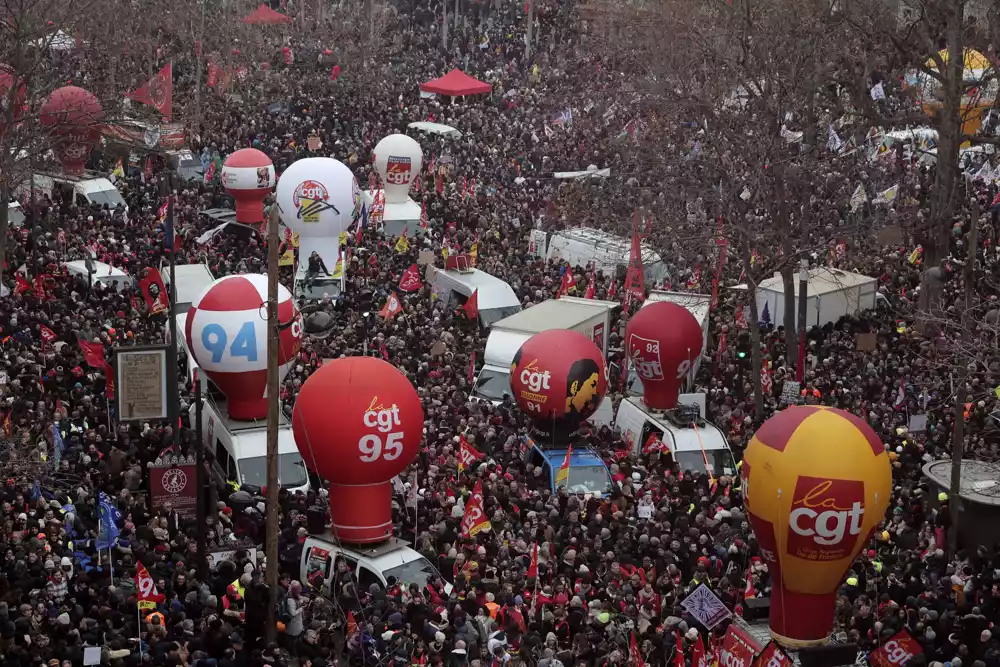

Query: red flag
[368,170,377,192]
[716,330,727,366]
[329,64,342,81]
[379,292,403,319]
[14,274,31,296]
[379,340,389,360]
[692,634,709,667]
[136,563,165,608]
[33,275,47,299]
[203,159,216,184]
[462,289,479,320]
[144,156,153,182]
[435,172,444,194]
[761,364,773,394]
[557,270,576,297]
[607,278,618,300]
[630,632,647,667]
[398,264,423,292]
[643,432,666,454]
[869,630,923,667]
[207,62,220,87]
[624,212,646,306]
[584,267,596,299]
[105,363,115,400]
[138,267,169,315]
[674,630,686,667]
[527,543,539,579]
[419,200,429,229]
[39,325,57,346]
[78,339,106,368]
[467,351,476,385]
[346,610,358,636]
[457,435,484,472]
[461,176,468,199]
[128,62,173,119]
[460,480,492,537]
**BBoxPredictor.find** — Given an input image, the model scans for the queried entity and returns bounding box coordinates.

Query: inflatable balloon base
[328,481,393,544]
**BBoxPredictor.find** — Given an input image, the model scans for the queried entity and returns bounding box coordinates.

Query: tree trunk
[922,0,965,323]
[0,184,8,287]
[773,163,798,356]
[742,242,765,418]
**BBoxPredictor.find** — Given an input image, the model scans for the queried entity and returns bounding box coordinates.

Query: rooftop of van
[63,260,129,277]
[437,268,519,304]
[360,190,422,221]
[643,290,710,322]
[224,427,300,459]
[551,227,661,259]
[491,299,614,333]
[164,263,215,306]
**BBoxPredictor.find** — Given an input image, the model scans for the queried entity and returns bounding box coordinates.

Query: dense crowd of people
[3,1,1000,667]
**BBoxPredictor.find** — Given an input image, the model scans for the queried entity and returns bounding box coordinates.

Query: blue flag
[52,423,64,468]
[163,204,174,252]
[360,201,369,228]
[96,491,121,550]
[760,301,771,326]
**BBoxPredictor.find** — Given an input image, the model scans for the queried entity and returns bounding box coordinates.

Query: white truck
[473,297,619,425]
[614,392,738,477]
[625,290,710,395]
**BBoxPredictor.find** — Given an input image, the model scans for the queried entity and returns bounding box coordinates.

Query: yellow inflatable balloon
[742,406,891,648]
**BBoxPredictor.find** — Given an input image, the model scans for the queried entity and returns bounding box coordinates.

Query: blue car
[524,438,614,497]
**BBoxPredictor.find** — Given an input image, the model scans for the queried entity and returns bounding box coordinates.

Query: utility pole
[796,257,808,382]
[164,180,181,448]
[949,200,978,556]
[195,368,207,580]
[264,206,281,642]
[524,0,534,63]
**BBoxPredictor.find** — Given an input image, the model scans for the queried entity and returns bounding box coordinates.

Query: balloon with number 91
[185,274,302,421]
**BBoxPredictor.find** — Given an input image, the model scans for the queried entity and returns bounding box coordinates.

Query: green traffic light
[737,351,747,358]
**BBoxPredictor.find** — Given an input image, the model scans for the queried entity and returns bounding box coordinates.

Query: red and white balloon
[221,148,276,224]
[185,274,301,420]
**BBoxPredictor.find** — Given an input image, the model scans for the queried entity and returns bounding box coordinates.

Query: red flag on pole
[457,434,484,472]
[527,543,539,579]
[379,340,389,360]
[78,339,106,368]
[138,267,169,315]
[692,634,709,667]
[14,274,31,296]
[460,480,492,537]
[462,289,479,320]
[398,264,423,292]
[467,351,476,385]
[105,363,116,400]
[557,270,576,297]
[379,292,403,319]
[630,632,647,667]
[136,563,165,608]
[624,211,646,306]
[128,62,173,119]
[39,325,57,347]
[674,630,686,667]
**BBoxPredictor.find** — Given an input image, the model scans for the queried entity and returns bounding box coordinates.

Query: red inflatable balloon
[221,148,275,224]
[292,357,424,543]
[509,329,607,435]
[40,86,104,177]
[0,65,26,132]
[626,301,703,410]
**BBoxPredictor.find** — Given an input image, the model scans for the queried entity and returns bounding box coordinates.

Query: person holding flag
[555,445,572,489]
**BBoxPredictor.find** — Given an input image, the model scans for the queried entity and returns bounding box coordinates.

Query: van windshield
[558,465,611,496]
[295,276,343,301]
[474,369,512,402]
[675,449,737,478]
[88,189,126,209]
[480,306,521,328]
[239,453,308,488]
[383,557,438,590]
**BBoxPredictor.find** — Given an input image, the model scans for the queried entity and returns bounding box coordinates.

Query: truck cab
[614,394,738,478]
[301,535,451,596]
[24,172,128,214]
[522,436,614,497]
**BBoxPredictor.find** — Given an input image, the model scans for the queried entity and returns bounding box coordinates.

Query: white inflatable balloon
[276,158,359,238]
[373,134,423,204]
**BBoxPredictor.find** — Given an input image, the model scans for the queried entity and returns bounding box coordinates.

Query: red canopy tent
[242,4,292,24]
[419,69,492,96]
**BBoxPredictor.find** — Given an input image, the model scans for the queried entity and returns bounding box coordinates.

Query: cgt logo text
[364,397,401,433]
[883,640,914,665]
[720,649,748,667]
[789,477,864,547]
[520,360,551,394]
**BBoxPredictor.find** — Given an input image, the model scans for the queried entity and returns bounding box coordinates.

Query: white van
[544,228,667,287]
[63,260,132,292]
[192,396,310,495]
[161,262,215,315]
[614,394,738,477]
[8,202,25,228]
[25,173,128,213]
[432,266,521,327]
[302,535,450,595]
[360,190,422,238]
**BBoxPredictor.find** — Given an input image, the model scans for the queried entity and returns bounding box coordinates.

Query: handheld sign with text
[719,624,763,667]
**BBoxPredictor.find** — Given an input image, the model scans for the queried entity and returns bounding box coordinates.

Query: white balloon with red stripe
[185,274,302,420]
[221,148,275,224]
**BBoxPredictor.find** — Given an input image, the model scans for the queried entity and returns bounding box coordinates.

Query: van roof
[206,396,290,433]
[74,177,118,193]
[225,427,300,459]
[308,534,429,568]
[163,263,215,306]
[63,260,129,278]
[535,446,606,467]
[436,269,520,308]
[551,228,661,262]
[643,290,710,324]
[491,299,612,333]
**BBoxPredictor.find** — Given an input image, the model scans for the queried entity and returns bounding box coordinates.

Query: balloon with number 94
[185,274,302,421]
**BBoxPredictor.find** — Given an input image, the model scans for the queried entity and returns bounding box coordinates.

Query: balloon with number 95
[291,356,424,543]
[185,274,302,421]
